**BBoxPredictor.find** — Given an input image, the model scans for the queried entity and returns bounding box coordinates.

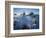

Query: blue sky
[13,8,39,15]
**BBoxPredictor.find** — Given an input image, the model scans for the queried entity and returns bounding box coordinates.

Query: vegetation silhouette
[29,12,34,16]
[23,12,25,16]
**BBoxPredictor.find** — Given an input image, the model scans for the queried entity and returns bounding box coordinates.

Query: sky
[13,8,39,15]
